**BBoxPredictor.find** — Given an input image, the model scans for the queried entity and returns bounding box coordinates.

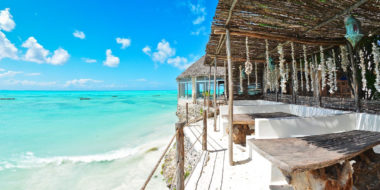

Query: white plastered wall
[255,113,357,139]
[218,102,348,136]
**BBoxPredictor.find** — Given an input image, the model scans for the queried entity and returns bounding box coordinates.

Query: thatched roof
[176,56,225,80]
[205,0,380,66]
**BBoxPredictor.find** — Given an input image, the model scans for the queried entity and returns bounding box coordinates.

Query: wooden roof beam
[214,28,346,46]
[208,54,266,63]
[215,0,238,55]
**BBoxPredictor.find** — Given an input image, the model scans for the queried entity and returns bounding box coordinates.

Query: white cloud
[0,31,18,60]
[116,37,131,49]
[191,26,206,36]
[47,48,69,65]
[0,68,4,72]
[152,39,175,63]
[73,30,85,39]
[0,8,15,32]
[65,78,102,87]
[103,49,119,67]
[142,46,151,56]
[0,70,22,78]
[82,58,97,63]
[144,40,194,70]
[135,78,147,82]
[6,79,56,86]
[25,72,40,76]
[22,37,70,65]
[189,3,206,25]
[22,37,49,63]
[193,16,205,25]
[167,56,191,70]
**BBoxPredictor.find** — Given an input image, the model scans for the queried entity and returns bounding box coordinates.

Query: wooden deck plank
[248,130,380,173]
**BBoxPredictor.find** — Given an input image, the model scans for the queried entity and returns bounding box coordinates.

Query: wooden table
[222,112,298,125]
[222,112,298,145]
[248,130,380,189]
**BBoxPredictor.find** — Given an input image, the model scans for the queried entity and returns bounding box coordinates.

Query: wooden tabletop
[222,112,298,125]
[248,130,380,173]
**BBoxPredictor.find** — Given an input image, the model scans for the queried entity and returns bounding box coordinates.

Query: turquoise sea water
[0,91,178,190]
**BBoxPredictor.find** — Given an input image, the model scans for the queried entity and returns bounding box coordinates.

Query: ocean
[0,90,178,190]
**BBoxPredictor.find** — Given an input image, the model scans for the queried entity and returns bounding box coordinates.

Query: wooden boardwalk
[184,119,271,190]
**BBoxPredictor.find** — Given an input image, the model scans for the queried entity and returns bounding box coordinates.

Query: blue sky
[0,0,217,90]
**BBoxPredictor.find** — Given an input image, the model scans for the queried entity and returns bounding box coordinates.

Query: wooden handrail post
[202,109,207,151]
[175,122,185,190]
[185,102,188,125]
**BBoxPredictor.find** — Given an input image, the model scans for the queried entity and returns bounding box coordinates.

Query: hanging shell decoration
[291,42,298,92]
[245,37,253,85]
[332,49,338,92]
[359,50,367,92]
[303,45,310,92]
[239,65,244,93]
[372,42,380,92]
[278,44,287,93]
[320,46,326,90]
[300,58,304,91]
[327,58,335,94]
[340,45,349,72]
[255,61,258,89]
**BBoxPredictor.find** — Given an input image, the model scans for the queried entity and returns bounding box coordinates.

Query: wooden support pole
[224,60,228,101]
[276,89,279,102]
[185,102,188,125]
[202,110,207,151]
[213,57,217,132]
[226,28,234,166]
[203,92,206,106]
[208,65,211,113]
[347,42,360,112]
[177,83,180,99]
[175,122,185,190]
[192,77,197,104]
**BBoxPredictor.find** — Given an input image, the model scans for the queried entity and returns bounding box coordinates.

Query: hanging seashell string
[300,58,304,92]
[327,58,335,94]
[340,45,349,72]
[265,39,271,89]
[372,42,380,92]
[278,44,287,93]
[291,42,298,92]
[359,50,367,92]
[255,61,258,89]
[332,49,338,92]
[239,65,243,93]
[320,46,326,90]
[244,37,253,85]
[303,45,310,92]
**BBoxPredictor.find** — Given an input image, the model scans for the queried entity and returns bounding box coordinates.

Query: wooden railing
[141,103,211,190]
